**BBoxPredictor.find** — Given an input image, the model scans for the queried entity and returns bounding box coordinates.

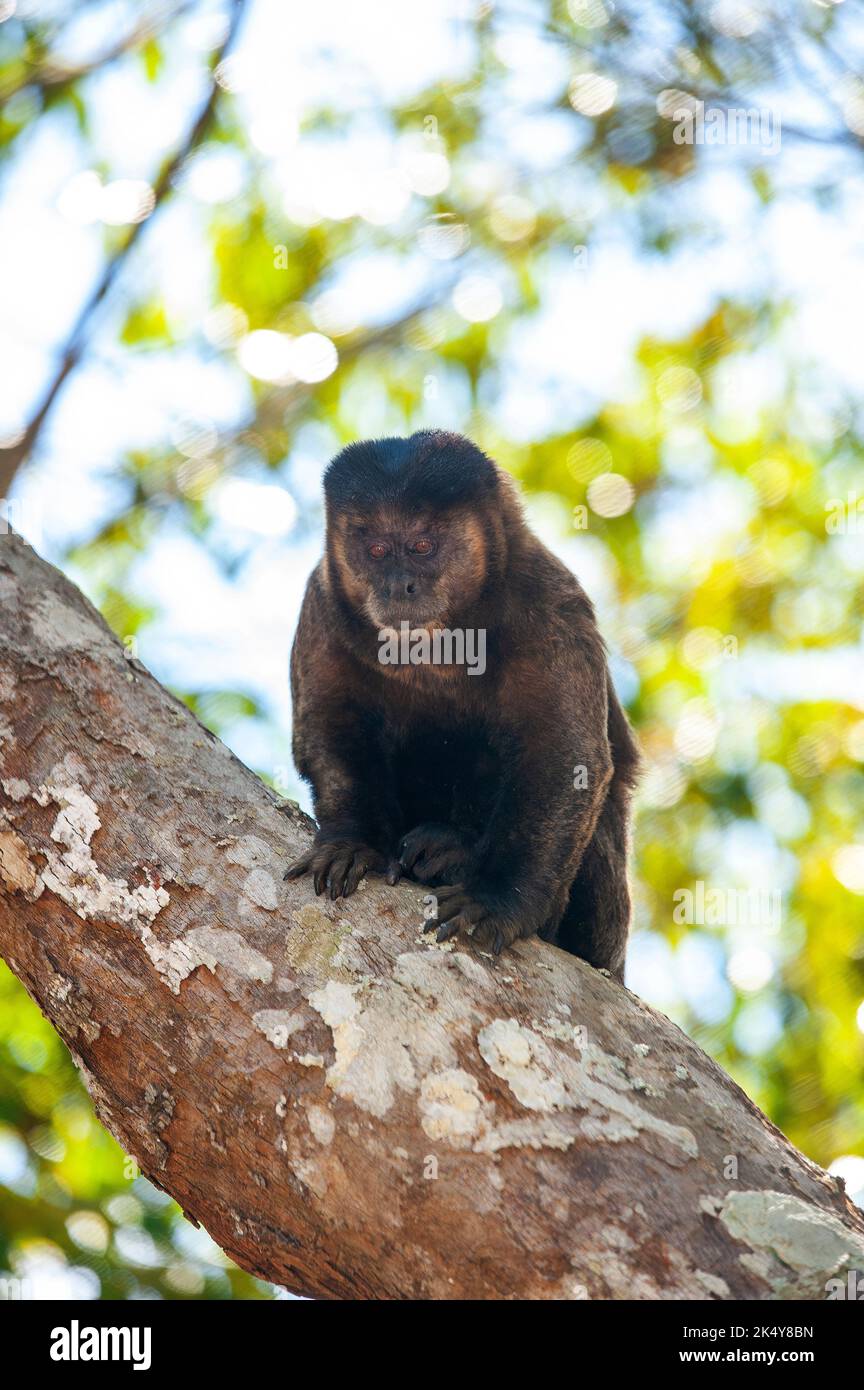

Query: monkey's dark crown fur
[323,430,499,513]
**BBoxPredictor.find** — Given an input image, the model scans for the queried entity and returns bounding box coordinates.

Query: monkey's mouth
[366,599,444,631]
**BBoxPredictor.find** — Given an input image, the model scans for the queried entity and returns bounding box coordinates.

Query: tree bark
[0,533,862,1301]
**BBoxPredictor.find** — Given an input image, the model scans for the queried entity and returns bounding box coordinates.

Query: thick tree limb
[0,535,863,1301]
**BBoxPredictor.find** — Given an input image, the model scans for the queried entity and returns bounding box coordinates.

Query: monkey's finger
[385,859,402,886]
[421,894,440,931]
[343,856,369,897]
[436,921,460,943]
[313,856,335,896]
[327,853,354,899]
[413,849,466,884]
[433,882,466,902]
[397,834,427,873]
[434,891,473,924]
[476,927,505,955]
[447,903,487,934]
[471,920,510,955]
[283,853,313,881]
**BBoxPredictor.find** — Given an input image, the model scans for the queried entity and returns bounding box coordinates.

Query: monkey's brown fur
[287,430,639,978]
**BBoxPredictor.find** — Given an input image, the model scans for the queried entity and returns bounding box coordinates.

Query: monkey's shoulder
[508,539,603,647]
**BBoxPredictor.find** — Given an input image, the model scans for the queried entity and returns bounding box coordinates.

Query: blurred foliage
[1,0,864,1299]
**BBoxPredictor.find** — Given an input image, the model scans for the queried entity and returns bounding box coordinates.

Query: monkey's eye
[368,542,390,559]
[408,537,436,556]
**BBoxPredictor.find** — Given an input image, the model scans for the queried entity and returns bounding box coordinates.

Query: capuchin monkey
[286,429,639,979]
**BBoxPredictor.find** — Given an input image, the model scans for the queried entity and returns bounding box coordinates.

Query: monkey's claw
[284,841,399,899]
[422,883,520,953]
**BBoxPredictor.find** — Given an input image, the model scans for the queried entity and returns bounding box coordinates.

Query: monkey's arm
[285,582,401,897]
[429,643,613,952]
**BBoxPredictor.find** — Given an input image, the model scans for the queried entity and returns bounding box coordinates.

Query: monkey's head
[323,430,507,630]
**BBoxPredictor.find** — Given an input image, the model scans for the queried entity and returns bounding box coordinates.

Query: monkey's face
[331,506,488,631]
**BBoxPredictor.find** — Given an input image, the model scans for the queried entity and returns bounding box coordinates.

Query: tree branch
[1,532,863,1300]
[0,0,247,502]
[0,2,197,104]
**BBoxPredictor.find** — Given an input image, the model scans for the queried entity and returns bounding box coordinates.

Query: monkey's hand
[284,835,401,900]
[422,883,524,955]
[398,823,477,887]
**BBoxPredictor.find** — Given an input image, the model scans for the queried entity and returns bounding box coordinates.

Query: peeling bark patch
[292,1156,328,1199]
[574,1043,698,1159]
[182,926,274,985]
[139,931,205,994]
[252,1010,306,1049]
[307,980,368,1093]
[142,925,274,994]
[717,1190,864,1295]
[243,868,278,911]
[0,672,15,745]
[225,835,276,869]
[48,783,101,846]
[475,1019,698,1160]
[306,956,479,1118]
[0,826,42,897]
[478,1019,567,1112]
[306,1104,335,1145]
[473,1117,578,1154]
[34,780,169,927]
[694,1270,731,1298]
[419,1069,488,1145]
[294,1052,325,1068]
[2,777,31,801]
[533,1015,578,1044]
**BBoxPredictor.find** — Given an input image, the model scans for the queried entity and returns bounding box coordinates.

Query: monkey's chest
[392,722,499,831]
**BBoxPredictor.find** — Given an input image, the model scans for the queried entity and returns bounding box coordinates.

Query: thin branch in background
[0,1,197,103]
[0,0,248,501]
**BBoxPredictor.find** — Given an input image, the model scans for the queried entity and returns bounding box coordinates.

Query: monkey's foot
[422,883,522,954]
[284,840,401,900]
[399,823,476,887]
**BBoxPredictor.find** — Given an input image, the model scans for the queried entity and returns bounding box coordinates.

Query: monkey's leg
[544,787,631,980]
[286,701,403,898]
[426,722,613,954]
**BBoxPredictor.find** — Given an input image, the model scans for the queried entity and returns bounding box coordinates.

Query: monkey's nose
[405,581,416,596]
